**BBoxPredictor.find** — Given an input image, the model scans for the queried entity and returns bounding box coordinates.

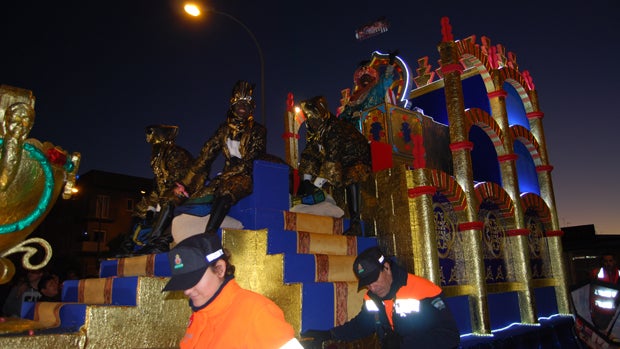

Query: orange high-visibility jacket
[180,278,302,349]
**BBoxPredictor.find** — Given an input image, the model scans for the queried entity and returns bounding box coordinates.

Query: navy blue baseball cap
[162,233,224,292]
[354,246,386,290]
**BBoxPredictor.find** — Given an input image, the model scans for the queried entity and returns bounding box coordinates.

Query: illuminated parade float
[2,17,611,349]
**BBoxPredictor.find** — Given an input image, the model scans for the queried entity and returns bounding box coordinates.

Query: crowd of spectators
[0,265,80,318]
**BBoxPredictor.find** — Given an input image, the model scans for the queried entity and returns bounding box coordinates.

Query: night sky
[2,0,618,234]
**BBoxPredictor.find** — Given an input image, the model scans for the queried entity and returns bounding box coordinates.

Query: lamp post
[184,3,265,125]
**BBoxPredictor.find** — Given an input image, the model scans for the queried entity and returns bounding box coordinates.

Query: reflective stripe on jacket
[594,267,620,284]
[331,268,460,349]
[363,274,442,328]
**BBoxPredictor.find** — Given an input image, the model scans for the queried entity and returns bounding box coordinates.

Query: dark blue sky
[2,0,618,234]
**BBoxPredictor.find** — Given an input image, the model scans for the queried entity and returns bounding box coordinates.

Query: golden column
[438,21,490,334]
[526,86,570,314]
[487,70,537,324]
[408,169,442,284]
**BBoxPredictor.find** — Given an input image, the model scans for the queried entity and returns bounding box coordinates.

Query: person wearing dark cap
[300,246,460,349]
[162,233,303,349]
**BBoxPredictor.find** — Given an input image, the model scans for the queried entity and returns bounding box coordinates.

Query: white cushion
[171,214,244,244]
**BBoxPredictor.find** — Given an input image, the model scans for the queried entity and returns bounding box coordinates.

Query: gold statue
[297,96,371,236]
[173,80,267,235]
[0,85,80,284]
[121,125,193,255]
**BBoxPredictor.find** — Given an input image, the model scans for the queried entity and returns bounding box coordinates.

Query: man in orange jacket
[162,233,303,349]
[301,246,460,349]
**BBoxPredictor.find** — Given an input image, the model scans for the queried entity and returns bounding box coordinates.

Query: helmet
[145,124,178,144]
[301,95,331,131]
[228,81,256,132]
[230,80,256,110]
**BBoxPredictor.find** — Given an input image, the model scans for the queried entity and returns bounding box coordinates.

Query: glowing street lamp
[183,2,266,124]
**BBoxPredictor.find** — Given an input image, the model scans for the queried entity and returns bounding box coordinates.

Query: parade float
[0,17,592,348]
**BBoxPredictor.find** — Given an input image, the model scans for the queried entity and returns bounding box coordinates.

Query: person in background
[301,246,460,349]
[2,268,43,317]
[589,252,620,331]
[591,252,620,285]
[162,233,303,349]
[173,80,266,235]
[38,273,61,302]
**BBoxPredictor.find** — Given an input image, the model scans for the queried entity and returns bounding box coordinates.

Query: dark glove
[300,329,333,348]
[145,210,155,224]
[297,179,318,197]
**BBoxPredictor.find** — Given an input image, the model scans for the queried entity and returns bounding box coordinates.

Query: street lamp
[183,2,266,125]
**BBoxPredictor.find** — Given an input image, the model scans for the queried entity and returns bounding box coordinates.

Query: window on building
[93,230,106,243]
[95,195,110,219]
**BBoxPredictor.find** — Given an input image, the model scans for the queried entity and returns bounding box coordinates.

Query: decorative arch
[495,68,534,113]
[473,182,515,221]
[454,34,538,115]
[510,125,543,166]
[455,36,495,92]
[408,169,468,212]
[429,169,467,212]
[520,193,552,225]
[464,108,506,153]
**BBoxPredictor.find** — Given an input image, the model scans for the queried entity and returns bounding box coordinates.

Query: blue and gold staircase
[0,160,378,348]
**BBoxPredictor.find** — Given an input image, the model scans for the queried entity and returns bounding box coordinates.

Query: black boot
[136,204,174,254]
[343,183,363,236]
[204,195,233,235]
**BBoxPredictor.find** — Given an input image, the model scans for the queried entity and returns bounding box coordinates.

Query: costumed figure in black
[122,125,193,255]
[338,52,398,130]
[173,80,266,235]
[296,95,371,236]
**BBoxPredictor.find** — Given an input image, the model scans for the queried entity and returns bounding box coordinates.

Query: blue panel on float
[535,286,559,317]
[445,295,472,334]
[62,280,79,302]
[268,229,298,255]
[302,282,335,331]
[226,208,298,255]
[356,237,378,253]
[99,259,118,278]
[234,207,281,231]
[488,291,521,329]
[231,160,290,213]
[155,252,171,276]
[21,301,35,319]
[112,276,139,306]
[59,303,87,328]
[284,254,316,283]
